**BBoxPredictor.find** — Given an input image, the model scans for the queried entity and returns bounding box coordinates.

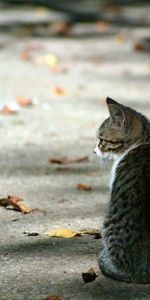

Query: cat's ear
[106,97,126,127]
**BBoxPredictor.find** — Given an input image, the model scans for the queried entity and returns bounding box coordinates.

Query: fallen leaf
[82,268,98,283]
[36,54,61,74]
[20,44,44,60]
[23,232,39,236]
[68,156,89,163]
[50,86,66,97]
[133,42,145,52]
[0,105,18,114]
[16,203,31,214]
[42,295,61,300]
[48,156,68,164]
[15,96,32,106]
[95,21,108,32]
[44,228,81,238]
[81,229,101,239]
[42,54,58,67]
[20,50,30,60]
[0,195,31,214]
[50,21,72,36]
[35,7,49,16]
[115,33,126,43]
[48,155,88,164]
[76,183,92,191]
[44,228,101,239]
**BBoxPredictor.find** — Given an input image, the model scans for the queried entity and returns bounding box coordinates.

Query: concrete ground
[0,5,150,300]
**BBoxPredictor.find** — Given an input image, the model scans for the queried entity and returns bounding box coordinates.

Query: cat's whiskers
[99,156,108,169]
[99,151,116,170]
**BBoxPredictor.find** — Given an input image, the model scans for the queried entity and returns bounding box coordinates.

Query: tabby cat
[94,97,150,283]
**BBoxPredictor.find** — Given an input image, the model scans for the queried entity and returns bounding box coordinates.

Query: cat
[94,97,150,283]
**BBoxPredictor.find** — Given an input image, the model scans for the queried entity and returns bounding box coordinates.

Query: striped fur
[95,97,150,283]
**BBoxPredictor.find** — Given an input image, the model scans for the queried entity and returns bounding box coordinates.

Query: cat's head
[94,97,143,161]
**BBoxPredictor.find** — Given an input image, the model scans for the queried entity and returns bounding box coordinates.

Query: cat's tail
[99,256,150,284]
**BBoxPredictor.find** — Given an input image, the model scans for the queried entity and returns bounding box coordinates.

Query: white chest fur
[109,155,122,190]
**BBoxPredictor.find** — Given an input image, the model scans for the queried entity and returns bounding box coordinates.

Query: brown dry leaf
[0,105,18,115]
[44,228,81,238]
[82,268,98,283]
[95,21,108,32]
[48,156,68,164]
[20,44,43,60]
[50,86,66,97]
[133,42,145,52]
[76,183,92,191]
[50,21,72,36]
[42,295,61,300]
[81,229,101,239]
[48,155,88,164]
[0,195,31,214]
[20,50,30,60]
[69,156,89,163]
[15,96,32,106]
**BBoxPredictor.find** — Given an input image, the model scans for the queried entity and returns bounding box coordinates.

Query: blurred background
[0,0,150,144]
[0,0,150,156]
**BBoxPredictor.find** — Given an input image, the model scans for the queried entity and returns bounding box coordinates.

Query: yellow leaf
[50,86,66,97]
[35,7,49,17]
[17,203,31,214]
[43,54,58,66]
[44,228,81,238]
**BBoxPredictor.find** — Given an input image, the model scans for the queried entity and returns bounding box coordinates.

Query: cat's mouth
[93,145,119,162]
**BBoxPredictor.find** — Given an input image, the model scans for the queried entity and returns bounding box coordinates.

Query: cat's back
[117,142,150,173]
[112,142,150,213]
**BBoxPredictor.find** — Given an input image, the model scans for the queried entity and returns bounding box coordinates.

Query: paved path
[0,5,150,300]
